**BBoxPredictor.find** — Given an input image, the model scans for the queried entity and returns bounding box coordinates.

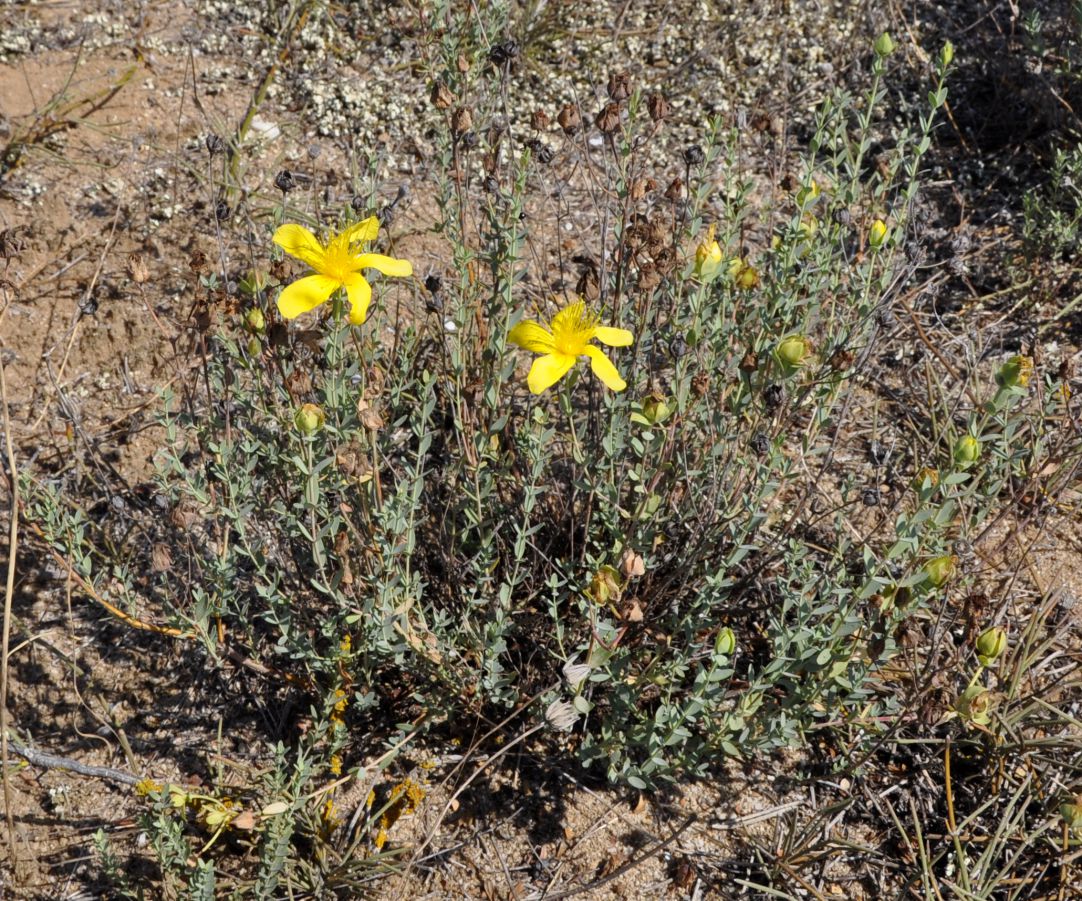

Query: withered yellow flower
[509,300,633,394]
[273,217,412,326]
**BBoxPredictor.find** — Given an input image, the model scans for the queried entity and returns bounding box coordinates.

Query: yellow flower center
[319,236,360,282]
[551,302,598,356]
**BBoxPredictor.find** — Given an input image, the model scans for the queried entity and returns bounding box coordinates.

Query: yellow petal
[593,326,634,347]
[342,273,373,325]
[273,224,326,270]
[527,353,576,394]
[353,253,413,278]
[277,274,340,320]
[339,216,380,246]
[508,320,555,353]
[583,345,627,391]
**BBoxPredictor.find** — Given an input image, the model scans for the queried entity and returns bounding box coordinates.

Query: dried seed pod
[274,169,297,192]
[430,81,454,110]
[646,92,670,122]
[451,107,473,136]
[557,104,581,134]
[684,145,705,166]
[127,253,150,284]
[629,177,656,201]
[595,102,621,134]
[531,109,550,131]
[664,177,685,202]
[607,70,632,102]
[637,263,660,292]
[205,133,226,155]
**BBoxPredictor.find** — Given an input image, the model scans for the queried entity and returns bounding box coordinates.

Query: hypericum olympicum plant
[508,300,633,394]
[273,217,412,326]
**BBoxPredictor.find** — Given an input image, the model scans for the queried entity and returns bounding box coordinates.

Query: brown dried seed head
[357,398,385,430]
[829,347,855,371]
[170,502,200,530]
[286,368,313,397]
[629,177,656,201]
[664,176,685,202]
[127,253,150,284]
[456,53,470,73]
[451,107,473,136]
[531,109,550,131]
[646,92,671,123]
[607,70,632,102]
[637,263,660,292]
[188,250,208,274]
[596,102,621,134]
[577,267,600,301]
[653,245,678,275]
[557,104,581,133]
[151,543,172,572]
[430,81,454,110]
[739,351,760,373]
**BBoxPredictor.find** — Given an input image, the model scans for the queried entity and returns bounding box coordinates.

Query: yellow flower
[273,217,412,326]
[508,300,633,394]
[694,224,723,280]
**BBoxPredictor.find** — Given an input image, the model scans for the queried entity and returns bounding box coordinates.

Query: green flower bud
[245,307,266,334]
[587,565,623,606]
[728,257,760,289]
[940,41,954,69]
[955,684,994,727]
[995,354,1033,389]
[923,554,957,588]
[776,335,811,369]
[795,179,820,208]
[874,32,896,57]
[641,393,671,425]
[975,626,1007,666]
[954,435,981,467]
[1061,798,1082,833]
[246,336,262,357]
[294,403,325,435]
[715,627,736,657]
[869,219,889,248]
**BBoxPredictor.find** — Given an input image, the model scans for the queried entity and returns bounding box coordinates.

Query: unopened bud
[923,554,957,588]
[940,41,955,69]
[954,435,981,467]
[639,393,671,425]
[245,308,266,334]
[728,257,760,289]
[694,225,723,280]
[294,403,325,435]
[776,335,811,369]
[975,626,1007,665]
[869,219,889,248]
[795,179,821,207]
[714,627,736,657]
[874,32,896,57]
[995,354,1033,389]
